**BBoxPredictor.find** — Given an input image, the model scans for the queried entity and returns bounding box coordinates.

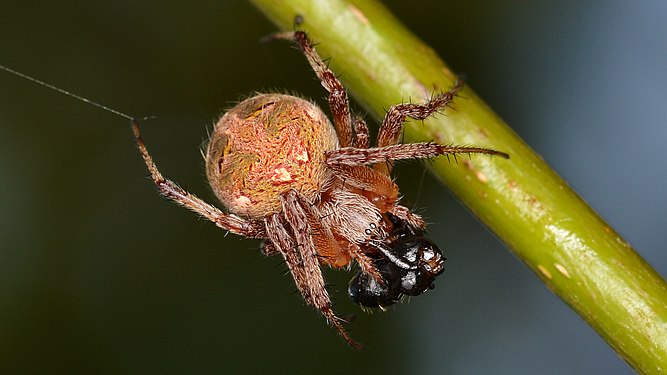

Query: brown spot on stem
[537,265,552,279]
[554,263,571,278]
[348,4,369,25]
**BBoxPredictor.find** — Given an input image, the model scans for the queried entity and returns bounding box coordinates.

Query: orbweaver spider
[132,31,508,348]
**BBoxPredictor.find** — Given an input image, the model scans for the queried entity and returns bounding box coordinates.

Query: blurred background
[1,1,665,373]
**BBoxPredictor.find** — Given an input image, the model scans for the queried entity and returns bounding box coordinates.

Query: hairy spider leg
[275,190,363,349]
[132,121,265,238]
[325,142,509,166]
[376,79,465,149]
[273,31,355,148]
[352,116,370,149]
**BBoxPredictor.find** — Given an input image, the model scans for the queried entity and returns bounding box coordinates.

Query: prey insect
[1,31,508,349]
[348,213,446,309]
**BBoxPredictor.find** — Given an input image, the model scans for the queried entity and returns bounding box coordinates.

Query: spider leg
[264,214,312,301]
[346,243,384,283]
[132,121,264,237]
[280,189,362,349]
[274,31,354,148]
[352,116,369,149]
[390,205,426,230]
[326,142,510,166]
[376,79,465,148]
[373,79,466,175]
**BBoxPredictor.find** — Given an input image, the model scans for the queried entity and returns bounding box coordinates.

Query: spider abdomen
[206,94,339,218]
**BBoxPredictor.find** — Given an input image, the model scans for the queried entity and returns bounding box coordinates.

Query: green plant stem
[250,0,667,372]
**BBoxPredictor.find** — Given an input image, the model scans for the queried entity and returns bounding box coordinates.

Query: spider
[131,31,509,348]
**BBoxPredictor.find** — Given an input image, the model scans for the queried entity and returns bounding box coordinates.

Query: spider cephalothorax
[132,31,508,348]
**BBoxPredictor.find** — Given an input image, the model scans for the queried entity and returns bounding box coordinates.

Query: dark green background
[1,1,665,374]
